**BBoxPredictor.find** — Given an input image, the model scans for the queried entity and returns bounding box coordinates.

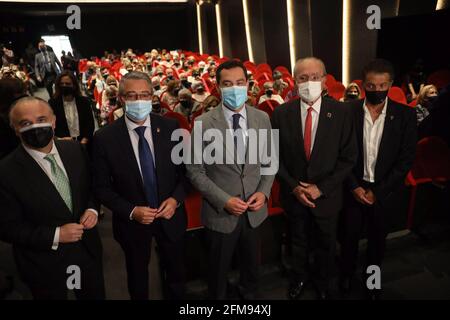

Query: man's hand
[58,137,74,141]
[365,189,376,205]
[155,197,178,220]
[352,187,371,205]
[300,182,322,200]
[247,192,266,212]
[132,206,158,224]
[36,75,42,82]
[224,197,249,216]
[293,186,315,208]
[80,210,98,229]
[60,223,84,243]
[80,138,89,145]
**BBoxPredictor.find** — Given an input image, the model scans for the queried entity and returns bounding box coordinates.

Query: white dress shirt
[23,142,97,251]
[362,99,387,183]
[63,99,80,138]
[125,115,157,220]
[300,97,322,154]
[222,104,248,149]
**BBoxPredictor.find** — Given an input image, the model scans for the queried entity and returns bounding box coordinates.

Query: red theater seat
[163,111,191,131]
[388,86,407,105]
[327,82,346,100]
[408,99,418,107]
[274,66,291,76]
[258,100,280,117]
[405,137,450,229]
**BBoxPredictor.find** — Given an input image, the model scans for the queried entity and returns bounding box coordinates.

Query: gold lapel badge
[327,112,332,118]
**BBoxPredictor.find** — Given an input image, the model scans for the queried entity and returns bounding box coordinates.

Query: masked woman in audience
[416,84,438,126]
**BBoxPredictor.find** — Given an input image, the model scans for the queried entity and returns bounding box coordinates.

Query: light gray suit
[186,104,275,234]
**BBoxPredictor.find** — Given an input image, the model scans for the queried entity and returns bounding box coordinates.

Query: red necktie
[304,107,313,161]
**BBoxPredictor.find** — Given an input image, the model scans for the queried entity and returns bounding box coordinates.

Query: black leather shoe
[288,281,307,300]
[339,277,352,295]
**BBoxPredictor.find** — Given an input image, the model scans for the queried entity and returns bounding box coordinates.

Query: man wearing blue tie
[92,72,187,300]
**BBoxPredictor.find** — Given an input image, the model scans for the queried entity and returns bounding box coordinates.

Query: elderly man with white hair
[173,88,200,121]
[192,81,210,103]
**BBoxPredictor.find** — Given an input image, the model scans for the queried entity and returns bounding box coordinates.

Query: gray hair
[293,57,327,78]
[178,88,192,99]
[119,71,153,96]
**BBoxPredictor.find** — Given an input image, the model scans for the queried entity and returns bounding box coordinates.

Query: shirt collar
[222,103,247,122]
[125,114,151,132]
[300,96,322,114]
[23,141,58,161]
[363,98,388,115]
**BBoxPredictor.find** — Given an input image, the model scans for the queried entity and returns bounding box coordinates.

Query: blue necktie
[135,126,158,208]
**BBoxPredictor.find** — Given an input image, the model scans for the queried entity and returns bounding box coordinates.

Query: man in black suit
[271,57,357,299]
[0,97,104,300]
[92,71,187,300]
[340,59,417,299]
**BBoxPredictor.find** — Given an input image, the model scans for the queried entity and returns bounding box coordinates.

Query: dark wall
[0,3,194,59]
[219,0,248,61]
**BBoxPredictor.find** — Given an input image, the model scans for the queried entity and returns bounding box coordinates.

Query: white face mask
[298,81,322,103]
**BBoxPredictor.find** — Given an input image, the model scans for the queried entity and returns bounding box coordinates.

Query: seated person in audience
[163,68,176,85]
[151,76,164,97]
[173,89,198,121]
[179,73,191,90]
[155,66,165,82]
[100,86,118,126]
[48,71,95,146]
[273,70,288,94]
[207,65,217,84]
[192,82,210,103]
[415,84,438,125]
[188,67,202,83]
[101,75,119,106]
[248,73,261,100]
[201,95,220,113]
[340,82,362,102]
[198,61,207,76]
[151,94,167,116]
[258,81,284,105]
[161,80,182,110]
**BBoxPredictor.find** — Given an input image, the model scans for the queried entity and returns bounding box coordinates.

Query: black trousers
[117,221,185,300]
[27,244,105,300]
[205,213,260,300]
[340,190,389,279]
[288,202,338,292]
[43,71,57,98]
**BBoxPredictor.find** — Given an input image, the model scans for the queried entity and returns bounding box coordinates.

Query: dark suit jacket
[0,116,20,160]
[346,98,417,205]
[271,98,357,216]
[92,114,187,242]
[0,140,102,285]
[48,96,95,142]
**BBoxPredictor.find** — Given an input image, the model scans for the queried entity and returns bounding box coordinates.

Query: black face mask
[266,90,273,96]
[365,90,388,105]
[167,76,174,80]
[60,86,74,96]
[152,103,161,113]
[173,88,181,96]
[425,96,437,106]
[346,93,359,100]
[180,100,192,109]
[20,124,54,149]
[109,97,117,105]
[154,85,161,91]
[181,80,191,88]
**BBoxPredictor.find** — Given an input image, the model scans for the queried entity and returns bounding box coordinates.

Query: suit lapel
[150,114,164,183]
[14,145,72,217]
[288,101,307,162]
[55,141,79,216]
[115,117,145,188]
[309,99,332,162]
[210,105,242,173]
[354,100,365,158]
[375,99,396,176]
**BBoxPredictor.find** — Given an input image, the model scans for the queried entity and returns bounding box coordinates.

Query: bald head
[293,57,327,80]
[9,96,55,130]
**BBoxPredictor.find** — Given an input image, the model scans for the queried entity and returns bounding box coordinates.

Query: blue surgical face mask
[125,100,152,121]
[221,86,248,110]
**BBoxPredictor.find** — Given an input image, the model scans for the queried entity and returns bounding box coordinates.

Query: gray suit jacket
[186,104,276,234]
[34,50,61,79]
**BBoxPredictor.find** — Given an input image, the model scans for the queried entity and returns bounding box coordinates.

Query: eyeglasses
[123,91,152,101]
[295,74,325,83]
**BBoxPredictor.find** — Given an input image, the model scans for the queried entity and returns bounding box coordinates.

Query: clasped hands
[224,192,266,216]
[132,197,178,225]
[293,181,322,208]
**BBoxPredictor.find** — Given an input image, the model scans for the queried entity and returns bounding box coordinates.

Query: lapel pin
[156,127,161,133]
[327,112,332,118]
[390,115,394,120]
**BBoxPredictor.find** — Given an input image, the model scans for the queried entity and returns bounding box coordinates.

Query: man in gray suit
[34,39,61,97]
[186,60,276,300]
